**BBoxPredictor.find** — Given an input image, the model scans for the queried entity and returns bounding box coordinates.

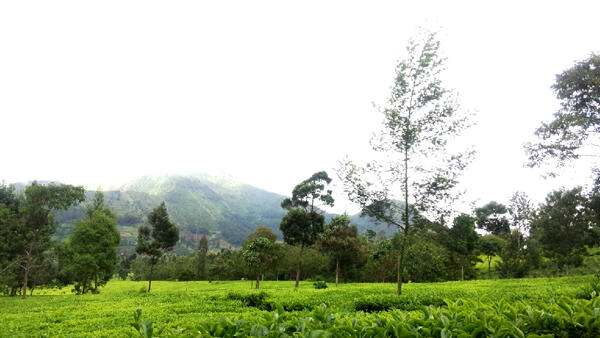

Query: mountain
[17,174,391,254]
[51,174,286,253]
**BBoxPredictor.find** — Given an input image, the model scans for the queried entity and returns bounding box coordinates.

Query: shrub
[313,281,328,289]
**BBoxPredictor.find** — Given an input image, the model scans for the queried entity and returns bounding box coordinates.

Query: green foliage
[317,214,365,285]
[281,171,334,212]
[404,241,447,282]
[131,293,600,337]
[474,201,510,237]
[246,226,278,243]
[241,237,277,288]
[531,187,592,271]
[479,234,505,274]
[354,294,445,312]
[280,209,325,248]
[61,209,120,294]
[527,53,600,169]
[313,281,328,289]
[136,202,179,292]
[6,182,86,298]
[0,277,594,336]
[196,235,208,280]
[339,30,472,295]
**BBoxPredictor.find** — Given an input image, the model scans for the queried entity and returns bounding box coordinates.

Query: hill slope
[53,174,286,252]
[44,174,391,253]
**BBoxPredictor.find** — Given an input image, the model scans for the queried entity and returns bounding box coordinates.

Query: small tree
[479,234,504,275]
[241,236,276,289]
[339,31,472,295]
[196,235,208,280]
[508,192,534,248]
[317,214,364,287]
[136,202,179,292]
[247,226,277,243]
[66,209,120,294]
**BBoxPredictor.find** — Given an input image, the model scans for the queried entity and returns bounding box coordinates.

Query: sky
[1,1,599,214]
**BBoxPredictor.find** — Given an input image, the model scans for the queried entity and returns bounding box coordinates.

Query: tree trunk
[21,253,31,299]
[397,253,403,295]
[148,264,154,293]
[488,256,492,275]
[255,275,260,289]
[295,245,304,288]
[461,266,464,281]
[30,285,34,296]
[335,258,339,287]
[93,275,99,294]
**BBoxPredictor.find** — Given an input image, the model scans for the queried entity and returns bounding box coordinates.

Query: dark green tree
[526,54,600,170]
[474,201,510,237]
[497,230,530,278]
[444,214,480,280]
[279,208,325,288]
[241,236,276,289]
[530,187,592,273]
[281,171,334,212]
[317,214,365,286]
[85,190,114,219]
[196,235,208,280]
[19,182,85,298]
[339,31,472,294]
[136,202,179,292]
[63,208,120,294]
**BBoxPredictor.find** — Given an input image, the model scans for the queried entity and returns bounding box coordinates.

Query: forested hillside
[42,174,386,252]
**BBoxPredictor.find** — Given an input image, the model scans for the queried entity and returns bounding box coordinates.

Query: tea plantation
[1,276,599,337]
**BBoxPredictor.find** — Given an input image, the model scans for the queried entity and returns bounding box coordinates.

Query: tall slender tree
[196,235,208,280]
[280,171,334,288]
[339,31,472,295]
[136,202,179,292]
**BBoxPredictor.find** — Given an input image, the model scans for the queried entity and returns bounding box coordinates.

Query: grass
[0,276,593,337]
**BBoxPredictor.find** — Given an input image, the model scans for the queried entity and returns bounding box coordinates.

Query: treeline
[116,170,600,288]
[1,174,599,296]
[0,183,124,297]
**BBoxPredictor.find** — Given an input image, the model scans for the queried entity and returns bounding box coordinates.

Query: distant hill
[15,174,392,254]
[50,174,286,252]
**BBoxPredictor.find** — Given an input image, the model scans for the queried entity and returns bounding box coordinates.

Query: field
[0,276,598,337]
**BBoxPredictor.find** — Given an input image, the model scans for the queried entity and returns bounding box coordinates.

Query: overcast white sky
[1,1,599,214]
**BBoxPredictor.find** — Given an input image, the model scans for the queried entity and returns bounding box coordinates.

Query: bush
[313,281,328,289]
[575,271,600,299]
[226,291,269,308]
